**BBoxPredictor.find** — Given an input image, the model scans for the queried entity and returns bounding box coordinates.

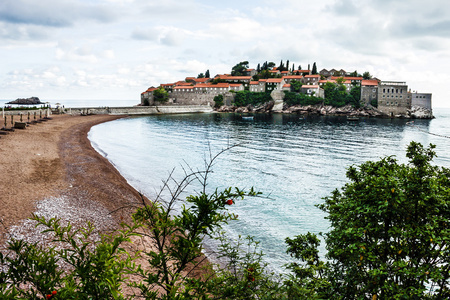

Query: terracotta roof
[217,75,252,80]
[175,81,193,86]
[267,78,283,83]
[320,79,352,84]
[193,78,210,83]
[294,70,310,73]
[302,85,320,89]
[246,69,255,71]
[250,81,259,85]
[305,75,320,78]
[282,75,303,79]
[229,83,243,87]
[161,83,174,87]
[173,86,194,90]
[283,84,291,88]
[145,87,157,92]
[361,80,379,86]
[331,76,363,80]
[194,83,230,88]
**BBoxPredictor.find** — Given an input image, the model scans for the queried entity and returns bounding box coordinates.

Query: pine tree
[257,63,261,73]
[205,69,210,78]
[286,60,290,72]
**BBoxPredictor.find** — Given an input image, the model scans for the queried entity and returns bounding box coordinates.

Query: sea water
[88,108,450,273]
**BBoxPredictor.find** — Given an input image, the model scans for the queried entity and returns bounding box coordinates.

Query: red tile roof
[302,85,320,89]
[305,75,320,78]
[331,76,363,80]
[173,86,194,90]
[267,78,283,83]
[175,81,193,86]
[250,81,259,85]
[282,75,303,79]
[361,80,379,86]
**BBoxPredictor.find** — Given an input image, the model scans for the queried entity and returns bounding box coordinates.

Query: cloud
[0,0,118,27]
[131,27,159,41]
[0,23,49,40]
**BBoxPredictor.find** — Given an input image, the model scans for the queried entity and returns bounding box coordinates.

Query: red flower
[226,199,233,205]
[52,290,57,295]
[46,295,52,299]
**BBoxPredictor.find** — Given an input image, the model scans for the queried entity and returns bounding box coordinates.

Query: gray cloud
[0,0,117,27]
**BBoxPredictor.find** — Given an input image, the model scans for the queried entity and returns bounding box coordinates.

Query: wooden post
[4,116,6,128]
[39,110,42,119]
[28,111,30,122]
[11,115,13,127]
[20,113,23,122]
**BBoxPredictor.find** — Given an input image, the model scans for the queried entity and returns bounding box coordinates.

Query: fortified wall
[67,105,213,115]
[142,91,235,107]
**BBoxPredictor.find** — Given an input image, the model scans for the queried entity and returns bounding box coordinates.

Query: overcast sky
[1,0,449,107]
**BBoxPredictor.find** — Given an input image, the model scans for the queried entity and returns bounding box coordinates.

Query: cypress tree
[312,62,318,75]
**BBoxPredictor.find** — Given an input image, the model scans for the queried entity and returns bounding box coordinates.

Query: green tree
[197,73,205,78]
[153,87,169,103]
[323,81,346,107]
[287,142,450,299]
[290,80,303,93]
[312,62,318,75]
[213,94,224,108]
[268,62,276,69]
[231,61,249,76]
[205,69,210,78]
[349,70,361,77]
[363,71,372,80]
[349,85,361,108]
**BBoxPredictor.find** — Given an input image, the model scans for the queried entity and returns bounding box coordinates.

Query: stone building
[360,80,379,106]
[411,92,432,110]
[377,81,411,116]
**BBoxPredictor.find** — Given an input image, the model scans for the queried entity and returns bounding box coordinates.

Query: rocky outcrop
[409,106,434,119]
[7,97,43,105]
[215,102,435,119]
[281,104,387,117]
[216,101,274,113]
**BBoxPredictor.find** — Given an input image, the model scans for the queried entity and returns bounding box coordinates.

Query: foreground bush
[1,142,449,299]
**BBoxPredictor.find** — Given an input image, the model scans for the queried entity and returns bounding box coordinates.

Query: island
[141,61,433,119]
[7,97,44,105]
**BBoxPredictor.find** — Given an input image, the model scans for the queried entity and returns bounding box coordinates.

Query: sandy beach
[0,114,143,243]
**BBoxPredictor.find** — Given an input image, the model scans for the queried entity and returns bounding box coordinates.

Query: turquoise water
[89,109,450,273]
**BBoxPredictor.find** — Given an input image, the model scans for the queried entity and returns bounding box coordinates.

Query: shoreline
[0,114,144,243]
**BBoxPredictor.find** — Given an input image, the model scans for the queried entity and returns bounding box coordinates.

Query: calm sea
[88,108,450,273]
[0,99,139,108]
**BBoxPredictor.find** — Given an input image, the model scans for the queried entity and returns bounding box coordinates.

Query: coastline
[0,114,144,244]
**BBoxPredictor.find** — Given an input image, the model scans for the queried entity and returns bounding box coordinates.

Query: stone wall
[411,93,432,110]
[361,86,378,106]
[67,105,213,115]
[377,82,411,116]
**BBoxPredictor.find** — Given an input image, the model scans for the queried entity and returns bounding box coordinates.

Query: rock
[7,97,43,105]
[409,106,434,119]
